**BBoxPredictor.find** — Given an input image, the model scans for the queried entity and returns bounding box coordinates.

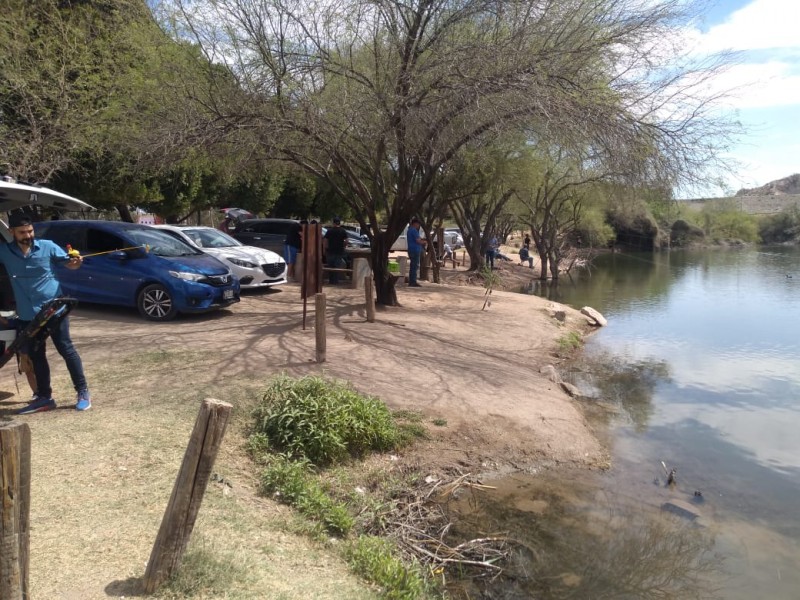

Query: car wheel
[137,284,178,321]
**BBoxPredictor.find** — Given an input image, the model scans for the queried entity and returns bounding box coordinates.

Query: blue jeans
[327,253,346,284]
[17,316,88,399]
[409,253,420,284]
[486,249,495,269]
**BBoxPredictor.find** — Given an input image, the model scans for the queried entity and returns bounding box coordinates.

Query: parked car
[389,224,426,252]
[328,225,370,249]
[231,218,297,255]
[444,228,464,249]
[154,225,287,289]
[33,220,240,321]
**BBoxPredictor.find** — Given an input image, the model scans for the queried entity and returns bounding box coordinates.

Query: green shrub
[345,536,427,600]
[252,375,402,465]
[558,331,582,352]
[260,455,354,536]
[759,206,800,243]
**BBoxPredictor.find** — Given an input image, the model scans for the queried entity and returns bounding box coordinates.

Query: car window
[125,228,203,258]
[36,224,87,252]
[86,228,127,254]
[184,228,240,248]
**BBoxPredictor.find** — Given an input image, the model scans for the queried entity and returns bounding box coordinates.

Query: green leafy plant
[260,455,354,536]
[558,331,583,352]
[251,375,403,465]
[345,536,428,600]
[432,418,447,427]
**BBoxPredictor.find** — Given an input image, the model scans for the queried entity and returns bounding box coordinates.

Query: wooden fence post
[0,422,31,600]
[143,398,233,593]
[365,277,375,323]
[315,293,326,363]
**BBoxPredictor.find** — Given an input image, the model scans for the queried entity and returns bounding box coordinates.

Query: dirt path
[0,276,604,598]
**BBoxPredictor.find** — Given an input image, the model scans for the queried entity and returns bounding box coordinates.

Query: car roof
[37,220,155,232]
[239,218,298,224]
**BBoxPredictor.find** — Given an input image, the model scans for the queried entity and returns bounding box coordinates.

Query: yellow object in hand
[66,244,81,258]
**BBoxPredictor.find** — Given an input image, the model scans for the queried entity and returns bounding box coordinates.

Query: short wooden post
[143,399,233,593]
[365,277,375,322]
[0,423,31,600]
[315,293,326,363]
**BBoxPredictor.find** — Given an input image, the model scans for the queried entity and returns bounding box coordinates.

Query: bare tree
[164,0,739,304]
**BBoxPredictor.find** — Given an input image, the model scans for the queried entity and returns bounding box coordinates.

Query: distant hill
[736,174,800,197]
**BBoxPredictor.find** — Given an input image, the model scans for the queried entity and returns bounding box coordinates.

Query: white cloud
[709,61,800,109]
[693,0,800,53]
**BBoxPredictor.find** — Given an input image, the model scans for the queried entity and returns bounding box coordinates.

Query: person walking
[0,213,91,414]
[323,217,349,284]
[407,217,427,287]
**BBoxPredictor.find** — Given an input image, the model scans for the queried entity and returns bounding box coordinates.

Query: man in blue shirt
[0,213,91,413]
[406,218,427,287]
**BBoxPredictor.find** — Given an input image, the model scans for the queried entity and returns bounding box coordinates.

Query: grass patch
[159,541,251,599]
[431,418,447,427]
[557,331,583,352]
[251,375,405,466]
[345,536,428,600]
[259,455,354,536]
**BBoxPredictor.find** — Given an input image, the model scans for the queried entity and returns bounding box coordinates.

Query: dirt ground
[0,259,606,599]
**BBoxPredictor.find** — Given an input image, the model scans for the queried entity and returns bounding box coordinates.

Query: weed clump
[259,455,354,536]
[251,375,403,466]
[345,536,428,600]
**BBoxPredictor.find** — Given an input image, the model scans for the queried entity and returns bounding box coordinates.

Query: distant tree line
[2,0,743,304]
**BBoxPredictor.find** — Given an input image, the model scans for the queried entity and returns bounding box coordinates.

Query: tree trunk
[371,234,398,306]
[116,204,134,223]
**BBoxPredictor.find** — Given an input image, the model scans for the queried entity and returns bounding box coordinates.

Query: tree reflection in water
[567,351,671,432]
[446,474,723,600]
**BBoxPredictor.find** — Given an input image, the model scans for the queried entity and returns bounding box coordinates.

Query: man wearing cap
[0,213,91,413]
[323,217,349,285]
[407,218,427,287]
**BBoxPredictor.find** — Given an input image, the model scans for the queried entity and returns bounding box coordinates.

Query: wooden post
[315,293,326,363]
[0,423,31,600]
[143,399,233,593]
[365,277,375,323]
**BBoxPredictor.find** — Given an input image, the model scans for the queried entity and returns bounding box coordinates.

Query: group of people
[282,217,351,285]
[0,213,91,415]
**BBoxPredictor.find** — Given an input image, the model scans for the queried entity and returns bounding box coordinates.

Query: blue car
[33,221,240,321]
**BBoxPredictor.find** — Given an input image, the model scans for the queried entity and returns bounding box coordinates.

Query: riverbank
[0,277,605,598]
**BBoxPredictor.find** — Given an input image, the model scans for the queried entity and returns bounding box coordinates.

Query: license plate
[223,289,234,300]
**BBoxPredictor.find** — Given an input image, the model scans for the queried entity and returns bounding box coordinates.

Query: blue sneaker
[17,396,56,414]
[76,390,91,411]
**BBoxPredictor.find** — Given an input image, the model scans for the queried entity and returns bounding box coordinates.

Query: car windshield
[183,228,241,249]
[126,229,203,257]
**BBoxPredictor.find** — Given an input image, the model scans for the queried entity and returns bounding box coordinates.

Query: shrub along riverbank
[245,375,511,599]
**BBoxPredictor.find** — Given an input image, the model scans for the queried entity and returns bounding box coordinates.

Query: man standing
[323,217,349,284]
[284,219,303,281]
[407,218,427,287]
[0,213,91,413]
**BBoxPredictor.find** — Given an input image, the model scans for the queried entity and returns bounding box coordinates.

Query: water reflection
[521,246,800,599]
[445,470,722,600]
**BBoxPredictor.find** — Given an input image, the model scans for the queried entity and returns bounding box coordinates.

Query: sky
[688,0,800,196]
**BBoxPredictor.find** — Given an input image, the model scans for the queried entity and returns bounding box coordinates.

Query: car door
[34,223,90,299]
[79,227,144,305]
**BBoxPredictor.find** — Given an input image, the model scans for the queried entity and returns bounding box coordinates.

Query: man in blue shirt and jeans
[0,213,91,414]
[407,218,427,287]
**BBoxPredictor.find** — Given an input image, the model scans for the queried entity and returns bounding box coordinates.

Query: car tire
[137,283,178,321]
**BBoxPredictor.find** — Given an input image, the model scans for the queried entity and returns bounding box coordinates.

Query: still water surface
[454,247,800,599]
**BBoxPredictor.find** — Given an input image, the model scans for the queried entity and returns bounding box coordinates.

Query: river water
[449,247,800,599]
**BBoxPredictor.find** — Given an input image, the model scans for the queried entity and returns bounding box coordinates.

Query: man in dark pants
[323,217,349,284]
[0,213,91,413]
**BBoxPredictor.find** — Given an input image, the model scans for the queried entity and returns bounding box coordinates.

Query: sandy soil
[0,260,606,598]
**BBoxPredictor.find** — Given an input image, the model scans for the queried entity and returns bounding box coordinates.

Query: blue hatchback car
[33,221,240,321]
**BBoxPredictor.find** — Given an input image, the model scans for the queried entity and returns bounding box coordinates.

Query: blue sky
[690,0,800,195]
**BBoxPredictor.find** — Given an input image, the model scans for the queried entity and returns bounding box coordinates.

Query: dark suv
[232,218,297,255]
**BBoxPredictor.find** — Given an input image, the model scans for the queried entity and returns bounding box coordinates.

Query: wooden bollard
[143,399,233,593]
[0,422,31,600]
[365,277,375,323]
[315,293,326,363]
